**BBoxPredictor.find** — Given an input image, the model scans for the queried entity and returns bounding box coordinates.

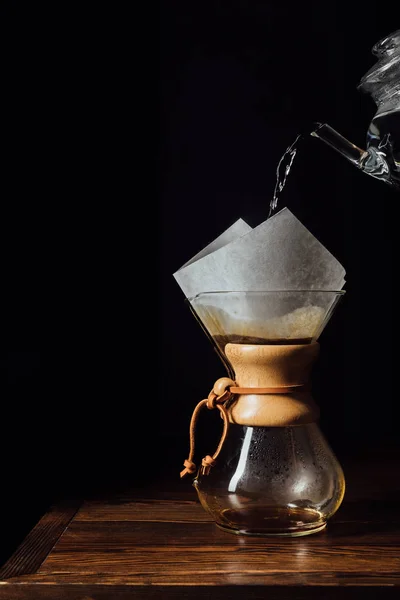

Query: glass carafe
[182,291,345,537]
[194,422,345,537]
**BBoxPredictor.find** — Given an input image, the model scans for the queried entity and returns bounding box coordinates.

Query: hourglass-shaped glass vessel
[185,290,345,537]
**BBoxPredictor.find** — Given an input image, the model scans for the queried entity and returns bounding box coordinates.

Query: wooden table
[0,458,399,599]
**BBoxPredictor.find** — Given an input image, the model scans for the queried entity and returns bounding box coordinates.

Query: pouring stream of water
[268,133,304,218]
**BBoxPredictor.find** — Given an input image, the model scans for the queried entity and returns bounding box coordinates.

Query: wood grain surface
[0,458,399,599]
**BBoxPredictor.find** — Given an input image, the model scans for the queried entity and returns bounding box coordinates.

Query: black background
[1,2,398,565]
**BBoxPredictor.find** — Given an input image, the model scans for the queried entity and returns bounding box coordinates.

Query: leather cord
[179,389,232,478]
[180,378,310,478]
[230,384,309,394]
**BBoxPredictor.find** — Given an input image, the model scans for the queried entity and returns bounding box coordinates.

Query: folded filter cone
[173,208,346,355]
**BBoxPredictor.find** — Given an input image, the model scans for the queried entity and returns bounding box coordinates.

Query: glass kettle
[313,29,400,189]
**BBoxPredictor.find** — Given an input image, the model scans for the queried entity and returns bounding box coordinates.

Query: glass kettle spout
[311,122,396,187]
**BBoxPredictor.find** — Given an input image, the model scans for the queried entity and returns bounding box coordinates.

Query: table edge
[0,499,82,580]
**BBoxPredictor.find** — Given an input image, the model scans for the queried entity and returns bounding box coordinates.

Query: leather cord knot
[201,455,217,475]
[206,387,233,410]
[206,392,218,410]
[180,459,197,478]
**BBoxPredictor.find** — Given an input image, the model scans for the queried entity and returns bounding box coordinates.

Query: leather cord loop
[180,377,309,478]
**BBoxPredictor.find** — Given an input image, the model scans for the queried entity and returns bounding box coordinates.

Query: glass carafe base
[215,505,326,537]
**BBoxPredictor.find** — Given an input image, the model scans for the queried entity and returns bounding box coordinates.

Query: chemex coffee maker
[180,291,345,537]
